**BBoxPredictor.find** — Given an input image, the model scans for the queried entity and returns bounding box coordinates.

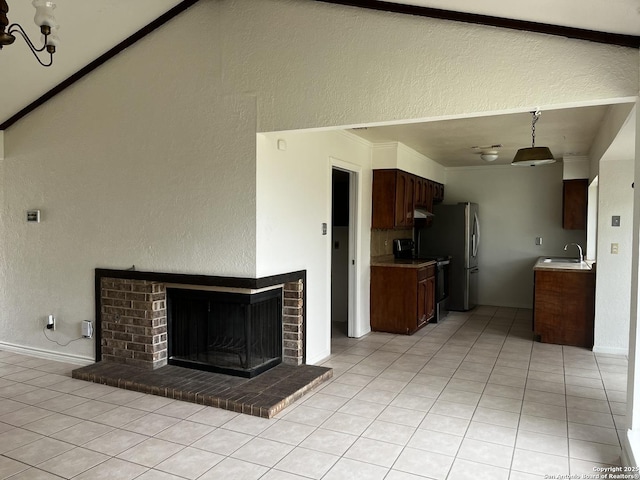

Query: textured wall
[594,159,635,355]
[0,2,257,358]
[221,0,638,132]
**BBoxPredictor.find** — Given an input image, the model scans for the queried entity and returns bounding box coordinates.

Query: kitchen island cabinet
[533,257,595,348]
[371,259,436,335]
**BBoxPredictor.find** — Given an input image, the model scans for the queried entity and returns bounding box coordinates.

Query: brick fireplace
[96,269,306,372]
[73,269,330,418]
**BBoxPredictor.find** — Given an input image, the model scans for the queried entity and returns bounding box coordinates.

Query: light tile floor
[0,306,629,479]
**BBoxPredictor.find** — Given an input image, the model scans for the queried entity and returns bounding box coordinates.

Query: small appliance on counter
[393,238,450,322]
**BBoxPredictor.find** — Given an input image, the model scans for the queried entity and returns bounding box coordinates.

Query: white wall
[590,103,636,181]
[371,143,446,183]
[587,178,599,261]
[592,107,636,356]
[563,157,590,180]
[257,131,372,363]
[594,159,634,355]
[1,0,637,362]
[444,164,586,308]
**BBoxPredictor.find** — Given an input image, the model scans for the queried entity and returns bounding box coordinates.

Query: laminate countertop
[371,256,437,269]
[533,256,595,273]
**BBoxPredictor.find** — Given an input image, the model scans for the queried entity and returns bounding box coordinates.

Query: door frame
[330,157,361,338]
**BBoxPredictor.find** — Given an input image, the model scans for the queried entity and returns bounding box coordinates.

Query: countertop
[371,255,437,269]
[533,256,595,273]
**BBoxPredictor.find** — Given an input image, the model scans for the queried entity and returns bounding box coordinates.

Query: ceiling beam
[0,0,201,131]
[314,0,640,48]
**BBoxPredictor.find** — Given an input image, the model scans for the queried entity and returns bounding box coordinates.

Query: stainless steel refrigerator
[417,202,480,311]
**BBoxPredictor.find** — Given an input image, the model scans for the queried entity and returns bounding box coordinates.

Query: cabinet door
[405,174,415,226]
[417,279,428,328]
[563,179,588,230]
[425,180,434,213]
[415,179,423,206]
[426,274,435,321]
[395,171,408,227]
[372,170,397,229]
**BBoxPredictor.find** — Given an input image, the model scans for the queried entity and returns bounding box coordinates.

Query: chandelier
[511,111,555,166]
[0,0,59,67]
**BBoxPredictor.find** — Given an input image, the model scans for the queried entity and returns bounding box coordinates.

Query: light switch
[612,216,621,227]
[611,243,619,254]
[26,210,40,223]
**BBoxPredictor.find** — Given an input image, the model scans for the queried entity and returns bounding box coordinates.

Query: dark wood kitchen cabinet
[371,263,435,334]
[372,169,415,228]
[533,267,595,348]
[372,170,444,229]
[418,267,436,327]
[563,179,588,230]
[415,178,434,212]
[432,181,445,204]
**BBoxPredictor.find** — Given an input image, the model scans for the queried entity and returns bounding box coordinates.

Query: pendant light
[511,111,555,166]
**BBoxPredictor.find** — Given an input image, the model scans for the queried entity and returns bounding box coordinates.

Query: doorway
[331,165,358,338]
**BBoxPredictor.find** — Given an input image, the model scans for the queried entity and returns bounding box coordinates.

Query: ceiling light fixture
[472,144,502,162]
[480,151,499,162]
[512,110,555,166]
[0,0,59,67]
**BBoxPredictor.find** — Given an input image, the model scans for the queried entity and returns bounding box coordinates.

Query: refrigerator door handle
[473,211,480,257]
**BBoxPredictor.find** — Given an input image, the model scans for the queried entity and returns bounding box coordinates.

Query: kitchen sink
[542,257,582,264]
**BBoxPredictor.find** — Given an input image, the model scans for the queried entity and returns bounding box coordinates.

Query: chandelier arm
[6,22,52,66]
[8,22,47,52]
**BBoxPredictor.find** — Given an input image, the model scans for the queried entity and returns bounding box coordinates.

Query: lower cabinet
[533,269,595,348]
[371,264,435,335]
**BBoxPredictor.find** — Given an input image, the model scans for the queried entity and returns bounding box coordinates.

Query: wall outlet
[535,237,543,246]
[82,320,93,338]
[46,314,55,331]
[611,243,619,254]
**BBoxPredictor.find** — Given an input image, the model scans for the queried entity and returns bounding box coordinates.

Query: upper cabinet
[563,179,588,230]
[372,169,444,229]
[433,182,445,204]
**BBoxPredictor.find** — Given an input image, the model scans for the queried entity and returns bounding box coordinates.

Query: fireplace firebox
[167,287,282,378]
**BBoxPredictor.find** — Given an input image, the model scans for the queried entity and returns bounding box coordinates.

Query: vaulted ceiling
[1,0,637,166]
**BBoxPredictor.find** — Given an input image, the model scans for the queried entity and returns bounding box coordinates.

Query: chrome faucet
[564,243,584,263]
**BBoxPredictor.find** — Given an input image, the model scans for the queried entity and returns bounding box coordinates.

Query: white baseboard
[623,429,639,468]
[592,345,629,357]
[307,349,332,366]
[0,341,94,366]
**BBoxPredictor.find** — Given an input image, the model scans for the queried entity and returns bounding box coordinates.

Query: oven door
[436,259,450,302]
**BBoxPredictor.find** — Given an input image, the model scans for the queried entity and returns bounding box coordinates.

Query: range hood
[414,207,435,219]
